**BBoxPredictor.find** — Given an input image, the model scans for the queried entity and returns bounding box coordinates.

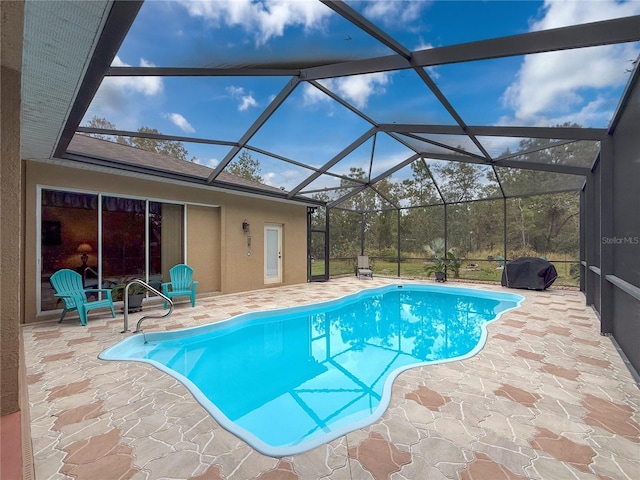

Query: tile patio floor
[23,277,639,480]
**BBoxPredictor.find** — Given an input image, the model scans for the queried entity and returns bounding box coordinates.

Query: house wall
[220,194,308,293]
[24,161,308,324]
[1,2,33,478]
[1,10,24,417]
[186,204,221,292]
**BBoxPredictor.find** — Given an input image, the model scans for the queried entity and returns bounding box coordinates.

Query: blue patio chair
[161,264,198,308]
[50,269,116,326]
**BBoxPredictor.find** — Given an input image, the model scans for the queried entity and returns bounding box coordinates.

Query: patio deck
[23,277,639,480]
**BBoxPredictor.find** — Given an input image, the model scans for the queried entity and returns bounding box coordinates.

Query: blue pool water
[99,284,523,456]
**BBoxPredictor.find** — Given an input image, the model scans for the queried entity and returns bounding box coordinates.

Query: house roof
[68,134,291,197]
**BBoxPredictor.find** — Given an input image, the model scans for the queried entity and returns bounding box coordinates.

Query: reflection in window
[40,189,185,312]
[102,196,146,280]
[40,190,98,312]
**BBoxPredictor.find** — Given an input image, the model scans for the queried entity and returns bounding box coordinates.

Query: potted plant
[111,282,147,313]
[445,249,463,279]
[424,257,447,282]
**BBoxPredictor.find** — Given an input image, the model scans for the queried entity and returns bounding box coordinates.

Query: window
[39,189,184,313]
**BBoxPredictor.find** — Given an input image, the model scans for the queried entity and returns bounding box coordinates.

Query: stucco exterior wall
[187,204,222,292]
[1,0,24,416]
[24,161,309,324]
[220,194,308,294]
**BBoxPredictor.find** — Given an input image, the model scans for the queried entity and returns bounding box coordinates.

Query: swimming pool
[99,284,523,456]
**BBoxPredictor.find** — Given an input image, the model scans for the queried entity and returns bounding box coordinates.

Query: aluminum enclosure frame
[21,1,640,375]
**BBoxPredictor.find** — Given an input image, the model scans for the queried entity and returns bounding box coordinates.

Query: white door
[264,224,282,284]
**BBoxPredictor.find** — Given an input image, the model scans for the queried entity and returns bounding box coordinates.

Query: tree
[402,160,439,207]
[123,126,192,161]
[85,116,118,141]
[431,161,483,203]
[84,117,193,161]
[497,129,597,258]
[226,150,263,183]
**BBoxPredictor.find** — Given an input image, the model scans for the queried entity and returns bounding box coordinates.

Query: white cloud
[314,72,392,109]
[88,56,163,127]
[108,56,163,96]
[166,113,195,133]
[414,40,434,52]
[226,85,259,111]
[239,96,258,111]
[362,1,427,27]
[531,0,640,29]
[178,0,332,46]
[496,95,614,152]
[264,167,318,190]
[335,73,391,109]
[302,82,330,106]
[226,85,245,97]
[204,157,220,168]
[413,41,439,78]
[501,0,640,125]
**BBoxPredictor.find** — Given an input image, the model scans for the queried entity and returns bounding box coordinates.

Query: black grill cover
[501,257,558,290]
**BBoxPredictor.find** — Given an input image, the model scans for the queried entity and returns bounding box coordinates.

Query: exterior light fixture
[242,220,252,254]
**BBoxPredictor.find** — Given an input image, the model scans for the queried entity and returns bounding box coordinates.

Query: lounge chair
[49,269,116,326]
[162,263,198,308]
[356,255,373,279]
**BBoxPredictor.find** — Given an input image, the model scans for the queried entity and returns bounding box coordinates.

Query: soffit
[20,0,112,160]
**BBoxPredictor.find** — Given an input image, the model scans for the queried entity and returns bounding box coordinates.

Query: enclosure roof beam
[329,185,585,213]
[420,152,493,165]
[76,127,238,147]
[493,159,589,176]
[301,185,361,195]
[369,185,399,209]
[55,1,144,158]
[207,77,301,183]
[302,16,640,80]
[417,149,589,175]
[420,157,446,205]
[380,124,607,141]
[245,145,322,173]
[608,51,640,134]
[411,16,640,66]
[398,132,488,161]
[320,0,412,61]
[327,184,368,209]
[307,79,378,127]
[288,126,378,198]
[494,139,579,162]
[104,16,640,97]
[411,67,492,161]
[107,66,300,76]
[369,153,421,185]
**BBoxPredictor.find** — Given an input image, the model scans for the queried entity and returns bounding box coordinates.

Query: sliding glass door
[40,190,99,312]
[39,188,185,313]
[102,196,146,284]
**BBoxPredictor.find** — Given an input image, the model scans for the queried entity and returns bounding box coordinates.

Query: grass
[324,256,580,287]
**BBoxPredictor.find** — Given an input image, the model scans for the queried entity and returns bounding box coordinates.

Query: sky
[83,0,640,192]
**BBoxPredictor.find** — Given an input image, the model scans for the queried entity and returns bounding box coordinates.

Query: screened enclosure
[20,1,640,372]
